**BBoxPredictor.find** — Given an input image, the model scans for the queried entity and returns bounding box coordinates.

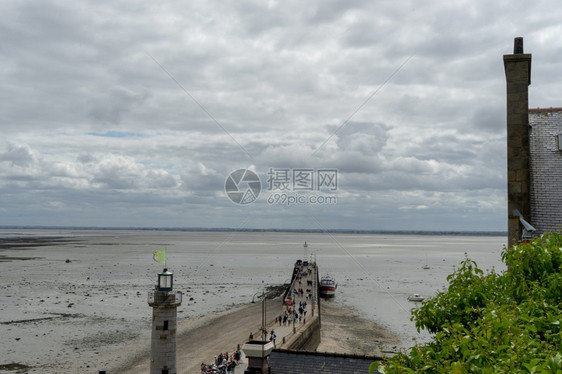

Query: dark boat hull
[320,286,336,298]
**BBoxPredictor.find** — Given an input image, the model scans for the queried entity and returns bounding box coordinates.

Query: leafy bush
[379,233,562,373]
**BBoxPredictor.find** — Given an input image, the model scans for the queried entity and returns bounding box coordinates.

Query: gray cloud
[1,0,560,230]
[0,144,37,167]
[88,87,149,125]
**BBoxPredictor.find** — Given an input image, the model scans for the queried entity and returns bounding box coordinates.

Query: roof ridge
[272,348,384,360]
[529,107,562,112]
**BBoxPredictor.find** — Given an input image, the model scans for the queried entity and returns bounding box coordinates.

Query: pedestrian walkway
[201,262,319,373]
[248,262,319,348]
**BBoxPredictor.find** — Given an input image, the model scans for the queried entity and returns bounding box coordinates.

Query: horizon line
[0,225,507,236]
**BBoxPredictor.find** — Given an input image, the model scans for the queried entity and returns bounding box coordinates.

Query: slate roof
[268,349,384,374]
[529,107,562,234]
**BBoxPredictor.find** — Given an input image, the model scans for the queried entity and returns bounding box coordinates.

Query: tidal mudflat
[0,229,506,373]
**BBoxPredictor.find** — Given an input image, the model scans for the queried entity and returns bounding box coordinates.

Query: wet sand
[317,300,399,356]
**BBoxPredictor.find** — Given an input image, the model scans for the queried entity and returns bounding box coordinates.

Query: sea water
[163,230,506,347]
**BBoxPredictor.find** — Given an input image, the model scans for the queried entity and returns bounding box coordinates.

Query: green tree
[379,233,562,374]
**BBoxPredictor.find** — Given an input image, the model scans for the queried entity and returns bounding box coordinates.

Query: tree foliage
[379,233,562,373]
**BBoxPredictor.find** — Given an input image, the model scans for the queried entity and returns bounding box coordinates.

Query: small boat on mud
[320,275,337,298]
[407,293,425,302]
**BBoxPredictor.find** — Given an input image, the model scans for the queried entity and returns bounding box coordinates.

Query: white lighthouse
[148,268,182,374]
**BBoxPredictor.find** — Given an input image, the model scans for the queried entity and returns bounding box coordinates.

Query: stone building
[504,38,562,244]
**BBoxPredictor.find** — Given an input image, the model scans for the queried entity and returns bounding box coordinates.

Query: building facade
[529,108,562,235]
[504,38,562,243]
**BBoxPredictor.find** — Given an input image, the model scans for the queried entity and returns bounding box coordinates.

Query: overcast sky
[1,0,560,231]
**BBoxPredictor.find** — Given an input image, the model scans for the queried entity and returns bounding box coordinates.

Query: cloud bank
[1,0,560,231]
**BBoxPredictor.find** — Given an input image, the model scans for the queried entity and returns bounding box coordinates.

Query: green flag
[153,248,166,264]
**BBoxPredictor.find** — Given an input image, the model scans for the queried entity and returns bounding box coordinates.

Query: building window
[163,320,169,331]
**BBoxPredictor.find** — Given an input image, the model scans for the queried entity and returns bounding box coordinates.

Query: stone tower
[148,269,182,374]
[504,37,532,244]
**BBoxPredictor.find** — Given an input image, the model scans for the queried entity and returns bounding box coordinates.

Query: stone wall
[285,315,321,351]
[149,290,181,374]
[504,50,532,244]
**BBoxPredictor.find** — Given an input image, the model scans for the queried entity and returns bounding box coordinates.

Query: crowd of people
[282,263,313,325]
[277,298,308,327]
[201,263,316,373]
[200,348,241,374]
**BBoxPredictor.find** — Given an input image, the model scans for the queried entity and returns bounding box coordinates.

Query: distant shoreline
[0,226,507,237]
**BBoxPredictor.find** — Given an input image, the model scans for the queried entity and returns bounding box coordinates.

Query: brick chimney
[503,37,532,244]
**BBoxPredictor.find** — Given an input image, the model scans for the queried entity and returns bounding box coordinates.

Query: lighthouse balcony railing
[148,290,182,305]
